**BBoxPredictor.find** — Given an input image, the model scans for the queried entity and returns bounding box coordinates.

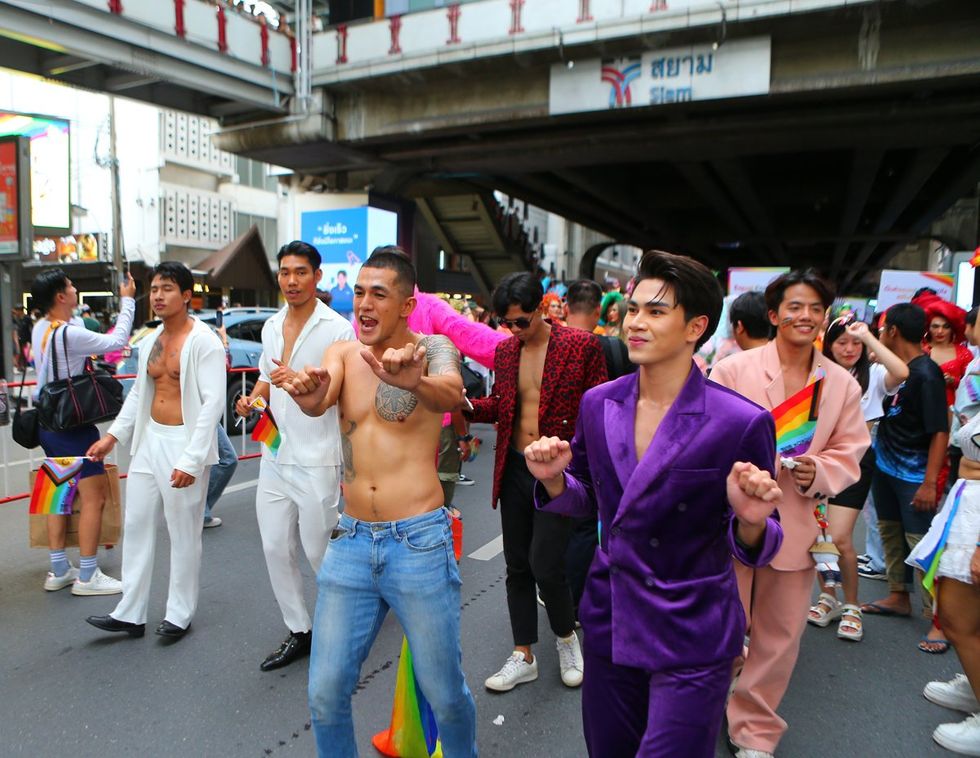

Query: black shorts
[828,447,875,509]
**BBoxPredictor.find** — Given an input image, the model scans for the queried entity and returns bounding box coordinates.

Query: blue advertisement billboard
[301,206,398,320]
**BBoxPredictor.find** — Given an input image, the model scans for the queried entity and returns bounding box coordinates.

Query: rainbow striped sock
[50,550,70,576]
[79,555,97,582]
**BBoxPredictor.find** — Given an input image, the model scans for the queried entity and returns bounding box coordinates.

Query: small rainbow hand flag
[372,636,443,758]
[29,457,84,515]
[772,371,824,457]
[251,405,282,454]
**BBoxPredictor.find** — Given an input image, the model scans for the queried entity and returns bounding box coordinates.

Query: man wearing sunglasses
[467,271,607,694]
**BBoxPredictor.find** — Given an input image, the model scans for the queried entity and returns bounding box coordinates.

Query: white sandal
[837,604,863,641]
[807,592,842,628]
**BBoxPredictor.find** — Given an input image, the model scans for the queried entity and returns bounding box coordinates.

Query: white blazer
[109,317,226,478]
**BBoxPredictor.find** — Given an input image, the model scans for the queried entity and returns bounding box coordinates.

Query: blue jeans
[204,425,238,521]
[308,508,476,758]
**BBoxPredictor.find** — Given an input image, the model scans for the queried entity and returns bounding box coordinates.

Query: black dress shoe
[86,615,145,638]
[260,631,312,672]
[155,620,190,638]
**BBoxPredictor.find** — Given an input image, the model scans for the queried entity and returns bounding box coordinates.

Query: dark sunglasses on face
[500,316,533,329]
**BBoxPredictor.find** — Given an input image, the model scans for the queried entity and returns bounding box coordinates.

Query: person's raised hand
[524,436,572,484]
[269,358,297,388]
[283,366,331,412]
[361,342,426,391]
[727,461,781,527]
[119,272,136,299]
[846,321,870,341]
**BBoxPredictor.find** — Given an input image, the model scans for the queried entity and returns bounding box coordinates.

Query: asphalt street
[0,422,967,757]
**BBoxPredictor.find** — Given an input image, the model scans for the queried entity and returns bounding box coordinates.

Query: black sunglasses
[499,316,533,329]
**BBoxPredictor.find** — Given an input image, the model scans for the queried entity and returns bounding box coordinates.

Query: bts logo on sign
[601,59,642,108]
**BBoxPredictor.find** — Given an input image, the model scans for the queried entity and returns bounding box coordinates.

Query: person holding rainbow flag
[235,240,355,673]
[711,269,869,758]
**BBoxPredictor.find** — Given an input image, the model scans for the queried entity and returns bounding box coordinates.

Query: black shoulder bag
[11,365,40,449]
[36,326,124,432]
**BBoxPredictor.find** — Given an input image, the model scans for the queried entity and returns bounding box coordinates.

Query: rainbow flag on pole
[29,457,84,515]
[372,636,443,758]
[251,404,282,454]
[771,370,825,457]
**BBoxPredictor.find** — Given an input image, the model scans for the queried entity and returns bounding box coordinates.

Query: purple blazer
[536,365,783,672]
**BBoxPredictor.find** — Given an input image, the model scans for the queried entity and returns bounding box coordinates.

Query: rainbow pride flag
[251,406,282,454]
[771,372,824,457]
[372,636,443,758]
[29,457,83,515]
[911,481,965,598]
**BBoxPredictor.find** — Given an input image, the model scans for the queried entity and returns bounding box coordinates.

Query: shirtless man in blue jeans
[285,249,476,758]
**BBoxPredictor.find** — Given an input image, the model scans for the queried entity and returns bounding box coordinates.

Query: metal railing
[0,367,263,504]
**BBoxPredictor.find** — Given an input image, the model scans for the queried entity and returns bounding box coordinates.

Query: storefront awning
[193,225,276,292]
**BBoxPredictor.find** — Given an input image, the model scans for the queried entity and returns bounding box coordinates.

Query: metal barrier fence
[0,367,263,504]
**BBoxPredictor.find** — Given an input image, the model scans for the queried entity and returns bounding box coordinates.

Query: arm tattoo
[375,384,418,422]
[373,336,459,422]
[421,335,461,377]
[341,420,356,481]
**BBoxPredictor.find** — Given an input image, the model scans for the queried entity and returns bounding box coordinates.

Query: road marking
[223,479,259,495]
[468,534,503,561]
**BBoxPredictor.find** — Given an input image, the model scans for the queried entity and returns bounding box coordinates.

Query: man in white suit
[85,262,226,639]
[235,241,354,671]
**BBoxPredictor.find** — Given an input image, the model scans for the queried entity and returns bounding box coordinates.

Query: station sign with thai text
[549,36,770,116]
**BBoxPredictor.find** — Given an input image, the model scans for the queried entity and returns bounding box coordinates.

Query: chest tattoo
[375,382,418,422]
[147,338,164,369]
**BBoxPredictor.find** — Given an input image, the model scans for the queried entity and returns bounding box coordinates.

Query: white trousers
[256,458,341,632]
[112,419,210,628]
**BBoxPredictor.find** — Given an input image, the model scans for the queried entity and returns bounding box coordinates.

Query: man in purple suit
[524,250,784,757]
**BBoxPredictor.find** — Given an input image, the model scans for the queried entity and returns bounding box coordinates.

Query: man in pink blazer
[711,269,870,757]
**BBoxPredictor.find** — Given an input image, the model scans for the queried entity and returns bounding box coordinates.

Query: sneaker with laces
[556,632,584,688]
[203,516,223,529]
[925,675,980,714]
[485,652,538,692]
[933,713,980,756]
[457,474,475,486]
[44,566,79,592]
[71,568,123,596]
[857,564,887,580]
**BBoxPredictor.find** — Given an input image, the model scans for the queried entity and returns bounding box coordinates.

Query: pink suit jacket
[710,341,870,571]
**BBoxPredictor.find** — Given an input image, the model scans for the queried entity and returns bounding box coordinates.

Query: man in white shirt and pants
[236,241,354,671]
[85,262,226,639]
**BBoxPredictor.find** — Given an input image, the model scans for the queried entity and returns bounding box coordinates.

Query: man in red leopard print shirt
[468,272,607,694]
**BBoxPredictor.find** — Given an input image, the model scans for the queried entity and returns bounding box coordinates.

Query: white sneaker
[485,652,538,692]
[44,566,79,591]
[926,675,980,714]
[556,632,584,688]
[734,749,775,758]
[203,516,223,528]
[71,568,123,596]
[933,713,980,756]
